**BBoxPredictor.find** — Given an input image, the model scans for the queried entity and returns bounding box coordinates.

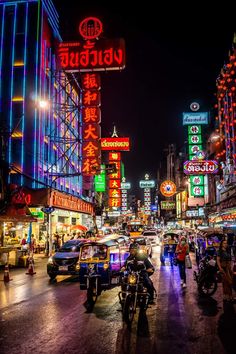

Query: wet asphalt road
[0,247,236,354]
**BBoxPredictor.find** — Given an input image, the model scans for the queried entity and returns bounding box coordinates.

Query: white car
[142,230,160,246]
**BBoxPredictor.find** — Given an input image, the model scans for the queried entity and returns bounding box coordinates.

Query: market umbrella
[70,224,88,232]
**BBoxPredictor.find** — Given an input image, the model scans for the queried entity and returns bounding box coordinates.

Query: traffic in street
[0,245,235,354]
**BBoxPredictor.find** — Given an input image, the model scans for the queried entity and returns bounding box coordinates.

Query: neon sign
[57,39,126,72]
[101,137,130,151]
[183,160,218,174]
[160,180,176,197]
[79,17,103,40]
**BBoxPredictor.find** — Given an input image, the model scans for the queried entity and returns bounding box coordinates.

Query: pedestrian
[175,236,189,288]
[216,239,234,302]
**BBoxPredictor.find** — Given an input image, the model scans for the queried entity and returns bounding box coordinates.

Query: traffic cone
[3,263,12,282]
[26,256,36,275]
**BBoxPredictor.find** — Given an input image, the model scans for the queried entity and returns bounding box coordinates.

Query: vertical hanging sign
[108,152,121,208]
[82,73,101,175]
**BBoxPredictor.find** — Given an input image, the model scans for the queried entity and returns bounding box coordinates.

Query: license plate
[59,266,68,271]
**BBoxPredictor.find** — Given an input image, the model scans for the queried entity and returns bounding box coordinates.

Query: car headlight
[47,257,54,265]
[128,274,137,285]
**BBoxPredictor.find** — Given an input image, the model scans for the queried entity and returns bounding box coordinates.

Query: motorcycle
[193,255,220,297]
[118,259,151,325]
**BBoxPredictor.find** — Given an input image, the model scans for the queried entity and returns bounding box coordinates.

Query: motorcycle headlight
[128,274,137,285]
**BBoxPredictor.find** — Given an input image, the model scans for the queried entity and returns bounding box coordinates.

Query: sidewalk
[0,252,49,273]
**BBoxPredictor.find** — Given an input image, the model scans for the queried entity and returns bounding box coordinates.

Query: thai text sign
[139,180,155,188]
[121,182,131,189]
[183,112,208,125]
[101,137,130,151]
[184,160,218,174]
[57,39,126,72]
[161,201,176,210]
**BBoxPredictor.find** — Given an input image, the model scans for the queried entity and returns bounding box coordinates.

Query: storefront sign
[139,180,155,188]
[191,185,204,197]
[161,201,176,210]
[184,160,218,174]
[94,165,106,192]
[57,39,126,72]
[101,137,130,151]
[183,112,208,125]
[186,210,198,217]
[51,191,93,214]
[160,180,176,197]
[190,175,204,185]
[121,182,131,189]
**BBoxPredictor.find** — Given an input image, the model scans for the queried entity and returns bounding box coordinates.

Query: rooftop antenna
[111,125,118,137]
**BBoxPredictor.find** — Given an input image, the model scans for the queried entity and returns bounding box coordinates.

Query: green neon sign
[94,165,106,192]
[190,175,204,185]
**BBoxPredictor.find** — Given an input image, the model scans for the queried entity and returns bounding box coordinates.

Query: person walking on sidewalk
[217,239,234,302]
[176,236,189,288]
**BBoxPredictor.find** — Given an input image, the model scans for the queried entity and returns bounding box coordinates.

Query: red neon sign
[82,107,101,124]
[79,17,103,40]
[82,73,101,90]
[108,152,121,161]
[101,137,130,151]
[82,90,101,106]
[57,39,126,72]
[109,179,121,189]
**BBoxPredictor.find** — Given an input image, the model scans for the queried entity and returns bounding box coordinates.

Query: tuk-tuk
[160,232,179,265]
[195,229,226,264]
[79,235,130,311]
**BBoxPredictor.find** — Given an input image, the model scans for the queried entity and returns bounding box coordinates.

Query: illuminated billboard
[160,180,176,197]
[57,39,126,72]
[183,112,208,125]
[183,160,218,175]
[101,137,130,151]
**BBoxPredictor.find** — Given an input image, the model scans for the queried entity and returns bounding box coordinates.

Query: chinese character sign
[82,73,101,175]
[108,157,121,208]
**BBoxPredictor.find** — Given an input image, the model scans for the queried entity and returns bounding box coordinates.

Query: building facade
[0,1,94,252]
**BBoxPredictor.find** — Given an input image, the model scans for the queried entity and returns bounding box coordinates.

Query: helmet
[181,236,186,241]
[129,243,139,251]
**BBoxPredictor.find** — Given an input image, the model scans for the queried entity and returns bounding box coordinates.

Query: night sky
[54,0,235,195]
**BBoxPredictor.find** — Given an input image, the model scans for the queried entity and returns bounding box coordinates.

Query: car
[142,230,160,246]
[47,239,87,280]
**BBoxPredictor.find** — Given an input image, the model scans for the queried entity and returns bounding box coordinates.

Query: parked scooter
[193,255,220,297]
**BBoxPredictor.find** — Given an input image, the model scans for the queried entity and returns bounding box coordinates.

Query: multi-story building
[207,35,236,232]
[0,0,94,249]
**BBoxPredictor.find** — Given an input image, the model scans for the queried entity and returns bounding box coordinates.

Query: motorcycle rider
[122,242,155,303]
